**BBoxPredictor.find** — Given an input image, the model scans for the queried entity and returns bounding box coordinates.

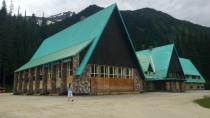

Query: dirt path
[0,91,210,118]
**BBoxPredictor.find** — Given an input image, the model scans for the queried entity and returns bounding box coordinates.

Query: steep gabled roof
[16,4,116,72]
[16,4,144,78]
[179,58,206,83]
[136,44,175,80]
[77,4,145,77]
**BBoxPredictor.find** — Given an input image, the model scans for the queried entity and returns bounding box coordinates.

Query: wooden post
[60,60,67,94]
[35,67,40,93]
[51,63,56,93]
[72,55,80,93]
[34,67,37,93]
[42,65,47,94]
[18,72,22,93]
[73,54,80,75]
[23,70,27,93]
[13,72,17,94]
[28,69,33,94]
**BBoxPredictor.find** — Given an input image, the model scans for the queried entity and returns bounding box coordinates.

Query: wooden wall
[91,77,134,93]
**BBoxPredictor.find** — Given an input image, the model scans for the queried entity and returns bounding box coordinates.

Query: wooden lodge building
[13,4,206,95]
[13,4,144,95]
[136,44,185,92]
[136,44,206,92]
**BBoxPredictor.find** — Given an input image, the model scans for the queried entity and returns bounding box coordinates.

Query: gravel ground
[0,91,210,118]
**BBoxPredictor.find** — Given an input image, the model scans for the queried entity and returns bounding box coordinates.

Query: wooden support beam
[13,72,17,94]
[42,65,47,94]
[35,67,40,93]
[28,69,33,94]
[18,72,22,93]
[23,71,27,93]
[51,63,56,93]
[60,60,67,94]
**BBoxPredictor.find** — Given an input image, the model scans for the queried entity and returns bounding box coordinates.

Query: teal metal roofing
[137,56,155,72]
[179,58,206,83]
[15,39,93,72]
[16,4,116,72]
[136,44,174,80]
[77,3,145,77]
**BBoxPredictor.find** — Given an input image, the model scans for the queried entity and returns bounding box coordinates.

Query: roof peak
[16,3,117,72]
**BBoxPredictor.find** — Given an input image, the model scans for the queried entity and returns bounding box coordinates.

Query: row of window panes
[89,64,133,79]
[145,71,154,76]
[168,72,182,78]
[17,58,75,81]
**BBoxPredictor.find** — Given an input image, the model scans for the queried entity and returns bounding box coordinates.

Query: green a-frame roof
[136,43,206,84]
[136,44,183,81]
[16,4,116,73]
[179,58,206,83]
[136,44,175,80]
[16,3,144,78]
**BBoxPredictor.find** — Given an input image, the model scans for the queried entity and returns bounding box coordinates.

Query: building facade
[13,4,144,95]
[136,44,206,92]
[13,4,206,95]
[136,44,185,92]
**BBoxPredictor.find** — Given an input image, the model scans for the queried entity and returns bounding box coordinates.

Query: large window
[114,67,119,78]
[146,71,154,76]
[67,60,73,76]
[100,65,105,77]
[109,66,114,78]
[47,65,52,80]
[56,64,61,79]
[128,68,133,79]
[96,65,100,77]
[88,64,133,79]
[90,64,95,77]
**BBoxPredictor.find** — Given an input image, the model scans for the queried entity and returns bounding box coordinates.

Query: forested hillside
[0,2,209,89]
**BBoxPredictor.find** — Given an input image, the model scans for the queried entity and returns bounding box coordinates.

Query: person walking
[67,83,74,102]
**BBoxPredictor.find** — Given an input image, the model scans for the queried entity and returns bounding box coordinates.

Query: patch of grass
[194,96,210,109]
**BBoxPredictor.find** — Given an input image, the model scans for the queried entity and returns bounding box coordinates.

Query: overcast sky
[2,0,210,27]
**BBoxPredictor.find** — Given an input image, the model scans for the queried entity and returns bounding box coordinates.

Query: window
[195,76,200,80]
[128,68,133,79]
[100,65,105,77]
[90,64,95,77]
[67,60,73,76]
[96,65,100,77]
[114,67,119,78]
[88,65,134,79]
[56,64,61,79]
[47,66,52,80]
[106,66,109,77]
[122,67,127,78]
[119,67,122,78]
[40,67,43,76]
[34,68,37,78]
[109,66,114,78]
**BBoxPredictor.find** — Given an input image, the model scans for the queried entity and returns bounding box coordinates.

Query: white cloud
[1,0,210,27]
